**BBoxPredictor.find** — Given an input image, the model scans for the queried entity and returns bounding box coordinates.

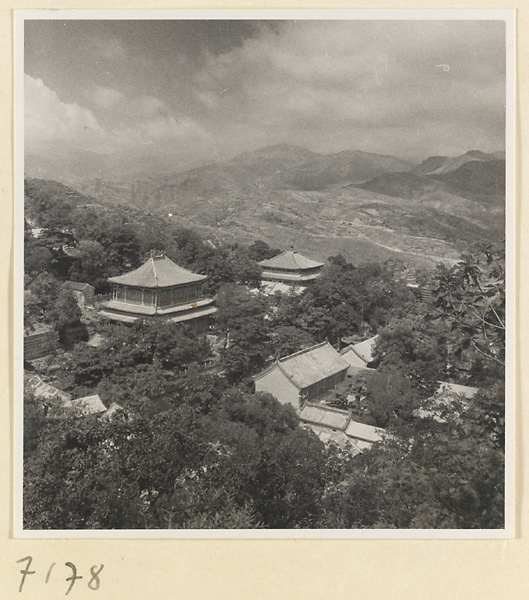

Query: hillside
[411,150,505,176]
[26,145,506,270]
[282,150,413,190]
[430,159,505,204]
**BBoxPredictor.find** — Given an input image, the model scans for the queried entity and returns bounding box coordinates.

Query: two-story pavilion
[99,252,217,334]
[259,246,324,293]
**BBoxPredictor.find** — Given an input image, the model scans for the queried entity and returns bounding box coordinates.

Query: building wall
[255,367,300,409]
[159,284,202,307]
[301,369,348,401]
[113,284,204,308]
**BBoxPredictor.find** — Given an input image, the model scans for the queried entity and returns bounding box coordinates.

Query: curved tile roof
[259,250,324,271]
[278,341,350,389]
[340,346,372,369]
[108,254,206,288]
[349,335,378,364]
[299,403,351,430]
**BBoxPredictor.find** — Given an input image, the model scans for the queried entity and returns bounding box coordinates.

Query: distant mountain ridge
[357,159,504,206]
[411,150,505,176]
[25,143,506,270]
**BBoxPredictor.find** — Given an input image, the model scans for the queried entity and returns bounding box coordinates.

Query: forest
[23,178,505,530]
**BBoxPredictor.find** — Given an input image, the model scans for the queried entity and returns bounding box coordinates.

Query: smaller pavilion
[99,251,216,333]
[259,245,324,293]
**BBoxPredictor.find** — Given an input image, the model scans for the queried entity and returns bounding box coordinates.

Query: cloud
[25,74,107,152]
[25,74,207,157]
[189,20,506,159]
[129,95,168,119]
[91,85,125,109]
[24,20,506,165]
[114,115,210,151]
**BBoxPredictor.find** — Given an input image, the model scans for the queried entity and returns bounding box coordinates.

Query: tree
[320,409,504,529]
[363,371,420,427]
[429,246,505,378]
[269,325,315,358]
[198,250,236,295]
[373,316,447,397]
[24,239,53,278]
[68,240,109,292]
[230,250,262,288]
[100,225,142,273]
[215,286,271,382]
[247,240,282,262]
[23,385,333,530]
[46,288,84,344]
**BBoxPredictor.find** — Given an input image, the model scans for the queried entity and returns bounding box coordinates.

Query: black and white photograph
[16,10,514,536]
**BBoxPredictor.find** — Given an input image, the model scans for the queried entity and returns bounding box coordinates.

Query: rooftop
[64,280,94,292]
[102,402,125,420]
[100,297,214,316]
[345,419,385,443]
[108,253,206,288]
[261,269,322,282]
[65,394,107,416]
[299,403,351,430]
[436,381,479,399]
[99,304,217,324]
[24,372,72,403]
[255,341,350,390]
[348,335,378,365]
[259,250,324,271]
[414,382,479,423]
[87,333,105,348]
[340,345,373,370]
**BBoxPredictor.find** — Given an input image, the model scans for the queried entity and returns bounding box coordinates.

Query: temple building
[259,246,324,294]
[99,252,217,333]
[339,335,378,371]
[253,341,350,410]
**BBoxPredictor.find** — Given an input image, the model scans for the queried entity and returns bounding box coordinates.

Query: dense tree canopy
[23,178,506,531]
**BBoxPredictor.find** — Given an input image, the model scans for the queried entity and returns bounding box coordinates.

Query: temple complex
[99,252,216,333]
[259,245,324,294]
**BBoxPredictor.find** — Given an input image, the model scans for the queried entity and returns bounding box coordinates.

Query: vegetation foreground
[23,179,505,530]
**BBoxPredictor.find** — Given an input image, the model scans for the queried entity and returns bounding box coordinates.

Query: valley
[26,143,506,270]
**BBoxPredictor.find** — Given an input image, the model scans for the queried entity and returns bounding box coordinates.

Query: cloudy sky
[24,18,506,167]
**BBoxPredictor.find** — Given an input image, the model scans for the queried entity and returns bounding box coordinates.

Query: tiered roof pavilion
[259,245,324,289]
[99,251,216,333]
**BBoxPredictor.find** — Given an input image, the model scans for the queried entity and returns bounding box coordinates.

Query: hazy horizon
[25,19,506,172]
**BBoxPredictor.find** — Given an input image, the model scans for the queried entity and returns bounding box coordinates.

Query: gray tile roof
[349,335,378,364]
[277,341,350,389]
[345,419,385,443]
[299,403,351,430]
[259,250,324,271]
[108,254,206,288]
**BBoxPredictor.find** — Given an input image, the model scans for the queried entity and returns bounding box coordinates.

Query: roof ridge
[278,340,330,363]
[252,360,281,382]
[302,402,350,416]
[350,346,369,364]
[259,249,324,270]
[292,251,305,268]
[151,256,159,287]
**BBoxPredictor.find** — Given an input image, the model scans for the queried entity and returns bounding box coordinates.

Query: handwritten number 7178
[16,557,104,593]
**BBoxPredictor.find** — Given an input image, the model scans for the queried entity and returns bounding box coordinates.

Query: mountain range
[25,144,506,269]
